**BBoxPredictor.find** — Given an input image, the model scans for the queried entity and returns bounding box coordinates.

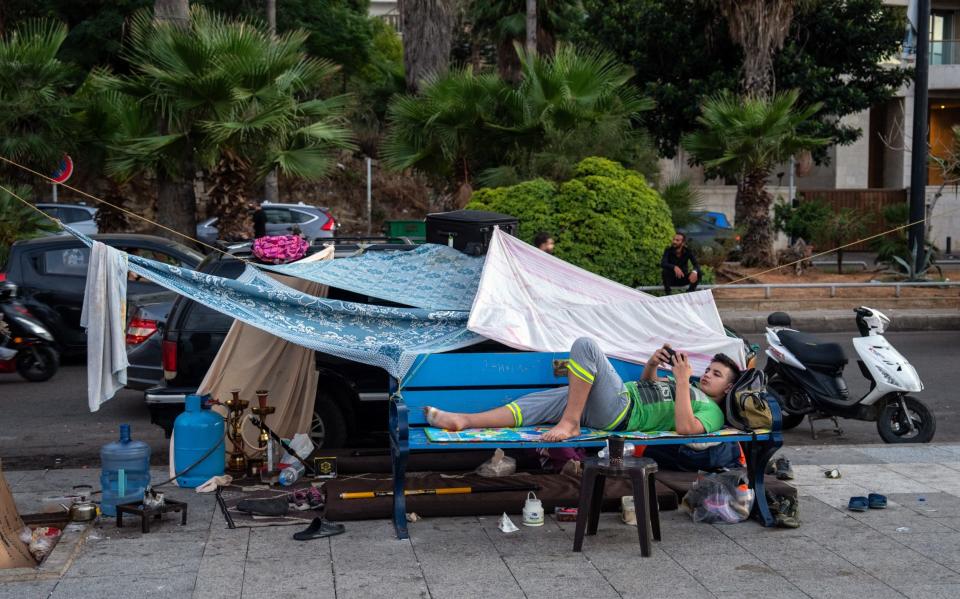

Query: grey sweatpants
[504,337,631,430]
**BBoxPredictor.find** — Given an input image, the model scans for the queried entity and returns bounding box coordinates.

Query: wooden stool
[573,456,660,556]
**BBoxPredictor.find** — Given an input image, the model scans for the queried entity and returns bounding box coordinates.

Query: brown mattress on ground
[322,471,678,521]
[654,471,798,499]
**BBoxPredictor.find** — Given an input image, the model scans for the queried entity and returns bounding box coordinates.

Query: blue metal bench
[388,351,783,539]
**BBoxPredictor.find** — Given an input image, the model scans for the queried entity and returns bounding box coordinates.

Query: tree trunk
[717,0,797,98]
[156,165,197,245]
[154,0,190,27]
[401,0,454,92]
[264,0,279,203]
[497,37,522,83]
[266,0,277,36]
[153,0,194,243]
[738,170,775,267]
[525,0,537,56]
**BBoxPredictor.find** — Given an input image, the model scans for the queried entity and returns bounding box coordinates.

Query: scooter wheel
[15,345,60,382]
[877,396,936,444]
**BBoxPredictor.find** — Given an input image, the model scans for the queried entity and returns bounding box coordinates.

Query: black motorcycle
[0,282,60,382]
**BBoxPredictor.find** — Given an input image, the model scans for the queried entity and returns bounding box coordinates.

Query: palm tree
[99,7,355,241]
[714,0,801,97]
[382,67,507,202]
[0,20,78,183]
[382,45,652,197]
[484,44,653,184]
[74,82,156,232]
[682,90,827,267]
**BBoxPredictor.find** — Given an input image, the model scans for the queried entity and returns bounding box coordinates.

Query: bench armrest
[389,392,409,445]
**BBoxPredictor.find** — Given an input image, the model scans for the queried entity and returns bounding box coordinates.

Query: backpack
[725,368,773,431]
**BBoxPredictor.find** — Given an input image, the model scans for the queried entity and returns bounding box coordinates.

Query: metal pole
[52,183,58,203]
[909,0,931,272]
[366,157,372,236]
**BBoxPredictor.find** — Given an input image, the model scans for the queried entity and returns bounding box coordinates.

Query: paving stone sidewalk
[4,444,960,599]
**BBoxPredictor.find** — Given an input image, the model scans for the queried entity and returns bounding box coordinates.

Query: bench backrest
[396,352,647,426]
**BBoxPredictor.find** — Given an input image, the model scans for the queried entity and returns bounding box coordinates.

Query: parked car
[36,203,98,236]
[1,234,203,354]
[196,202,337,246]
[125,295,174,390]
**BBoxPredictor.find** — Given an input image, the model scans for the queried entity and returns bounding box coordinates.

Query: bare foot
[541,420,580,442]
[423,406,467,431]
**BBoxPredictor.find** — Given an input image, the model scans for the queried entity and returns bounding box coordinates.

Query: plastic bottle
[279,461,305,486]
[173,394,225,488]
[100,424,151,517]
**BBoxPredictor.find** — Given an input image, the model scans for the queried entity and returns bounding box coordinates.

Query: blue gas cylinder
[173,394,225,488]
[100,424,151,517]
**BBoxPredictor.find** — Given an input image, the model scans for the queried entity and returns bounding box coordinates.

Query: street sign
[51,154,74,184]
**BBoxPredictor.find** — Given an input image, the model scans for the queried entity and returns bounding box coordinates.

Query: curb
[720,309,960,334]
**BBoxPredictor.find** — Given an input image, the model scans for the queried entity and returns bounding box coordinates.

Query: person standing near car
[252,200,267,239]
[661,232,700,294]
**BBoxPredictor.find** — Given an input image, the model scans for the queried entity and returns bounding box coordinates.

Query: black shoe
[775,496,801,528]
[293,517,346,541]
[774,457,795,481]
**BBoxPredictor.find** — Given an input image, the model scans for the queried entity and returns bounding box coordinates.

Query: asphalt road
[1,330,958,470]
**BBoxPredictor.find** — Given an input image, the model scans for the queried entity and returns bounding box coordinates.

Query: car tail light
[13,305,30,315]
[126,317,158,345]
[0,273,5,282]
[162,339,178,379]
[321,216,336,231]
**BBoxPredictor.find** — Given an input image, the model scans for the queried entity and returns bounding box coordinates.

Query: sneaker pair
[765,491,801,528]
[765,457,795,480]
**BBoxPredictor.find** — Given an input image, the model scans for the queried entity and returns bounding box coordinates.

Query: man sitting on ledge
[425,337,741,443]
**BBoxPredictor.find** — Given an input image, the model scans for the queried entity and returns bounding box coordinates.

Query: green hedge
[467,157,674,286]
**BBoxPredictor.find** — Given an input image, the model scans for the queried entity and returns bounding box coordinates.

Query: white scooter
[763,306,934,443]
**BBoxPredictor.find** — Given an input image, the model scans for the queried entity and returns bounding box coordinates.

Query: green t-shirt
[623,380,725,433]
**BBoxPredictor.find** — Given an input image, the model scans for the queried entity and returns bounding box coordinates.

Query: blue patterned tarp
[260,243,484,310]
[66,227,482,378]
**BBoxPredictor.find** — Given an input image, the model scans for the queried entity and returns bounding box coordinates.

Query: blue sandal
[848,496,869,512]
[868,493,887,509]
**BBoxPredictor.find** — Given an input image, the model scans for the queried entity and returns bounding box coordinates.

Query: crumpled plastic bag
[476,448,516,477]
[499,512,519,533]
[680,469,754,524]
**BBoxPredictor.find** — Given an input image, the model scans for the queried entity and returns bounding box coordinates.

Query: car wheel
[311,393,348,448]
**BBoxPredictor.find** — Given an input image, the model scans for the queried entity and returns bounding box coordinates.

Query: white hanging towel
[80,241,129,411]
[468,229,745,373]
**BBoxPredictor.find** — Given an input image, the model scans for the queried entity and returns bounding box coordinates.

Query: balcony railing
[930,39,960,65]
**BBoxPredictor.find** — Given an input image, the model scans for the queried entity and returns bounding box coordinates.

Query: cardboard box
[0,461,35,569]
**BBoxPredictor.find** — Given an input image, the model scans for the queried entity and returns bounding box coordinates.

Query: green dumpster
[383,219,426,242]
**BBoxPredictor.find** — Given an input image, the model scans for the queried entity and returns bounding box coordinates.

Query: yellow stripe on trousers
[506,402,523,427]
[567,359,595,383]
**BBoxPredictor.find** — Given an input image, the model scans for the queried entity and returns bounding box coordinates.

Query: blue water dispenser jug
[100,424,151,517]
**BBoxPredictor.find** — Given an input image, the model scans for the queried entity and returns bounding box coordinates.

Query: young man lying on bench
[426,336,741,444]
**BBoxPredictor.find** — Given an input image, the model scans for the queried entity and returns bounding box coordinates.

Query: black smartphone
[663,347,677,364]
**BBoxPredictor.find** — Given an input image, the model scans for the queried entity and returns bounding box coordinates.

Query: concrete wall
[927,187,960,252]
[834,110,871,187]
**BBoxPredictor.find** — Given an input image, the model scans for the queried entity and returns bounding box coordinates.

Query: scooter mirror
[767,312,792,327]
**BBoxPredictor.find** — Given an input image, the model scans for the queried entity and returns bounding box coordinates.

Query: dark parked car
[1,234,203,354]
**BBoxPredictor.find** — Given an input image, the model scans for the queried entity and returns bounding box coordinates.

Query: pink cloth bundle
[253,235,310,264]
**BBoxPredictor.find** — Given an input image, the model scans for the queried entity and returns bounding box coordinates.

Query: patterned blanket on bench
[423,426,770,443]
